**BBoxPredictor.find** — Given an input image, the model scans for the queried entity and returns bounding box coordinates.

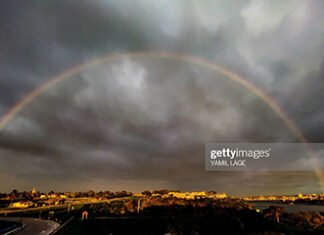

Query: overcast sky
[0,0,324,195]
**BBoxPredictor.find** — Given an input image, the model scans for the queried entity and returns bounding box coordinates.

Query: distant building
[10,201,33,208]
[166,191,226,200]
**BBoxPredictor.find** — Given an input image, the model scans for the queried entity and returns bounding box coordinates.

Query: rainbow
[0,51,322,191]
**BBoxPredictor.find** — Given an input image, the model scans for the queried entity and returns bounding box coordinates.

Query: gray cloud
[0,0,323,195]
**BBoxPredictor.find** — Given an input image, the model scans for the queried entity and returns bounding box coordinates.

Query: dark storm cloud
[0,0,148,112]
[0,0,324,194]
[0,57,314,194]
[284,60,324,142]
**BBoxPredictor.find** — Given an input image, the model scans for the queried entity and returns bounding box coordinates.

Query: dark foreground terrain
[55,197,324,235]
[58,209,297,235]
[2,196,324,234]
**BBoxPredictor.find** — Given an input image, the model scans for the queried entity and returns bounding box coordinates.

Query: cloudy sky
[0,0,324,195]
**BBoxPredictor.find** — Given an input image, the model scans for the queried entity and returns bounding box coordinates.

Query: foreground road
[0,217,59,235]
